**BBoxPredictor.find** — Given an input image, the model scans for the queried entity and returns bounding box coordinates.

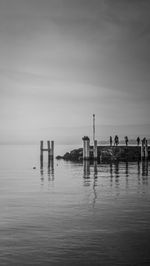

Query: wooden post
[40,140,43,167]
[51,140,54,160]
[145,139,148,159]
[47,140,50,166]
[40,140,54,167]
[141,138,148,160]
[82,136,90,160]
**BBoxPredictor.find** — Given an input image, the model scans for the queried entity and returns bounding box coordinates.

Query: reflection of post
[125,161,128,177]
[110,163,113,178]
[92,178,97,208]
[93,140,97,160]
[40,164,44,183]
[48,153,54,181]
[94,160,97,178]
[142,160,148,176]
[51,161,54,180]
[83,160,90,178]
[114,162,119,178]
[137,160,140,177]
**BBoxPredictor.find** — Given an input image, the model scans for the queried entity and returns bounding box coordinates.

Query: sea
[0,144,150,266]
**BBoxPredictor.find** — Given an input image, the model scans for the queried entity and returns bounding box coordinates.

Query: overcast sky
[0,0,150,144]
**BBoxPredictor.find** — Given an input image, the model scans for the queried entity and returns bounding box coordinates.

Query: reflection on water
[0,145,150,266]
[83,160,90,179]
[83,159,149,189]
[142,159,148,176]
[40,159,54,184]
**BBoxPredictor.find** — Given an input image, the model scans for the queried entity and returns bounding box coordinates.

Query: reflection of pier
[40,157,54,183]
[142,160,148,177]
[83,160,98,207]
[83,160,98,179]
[82,160,149,201]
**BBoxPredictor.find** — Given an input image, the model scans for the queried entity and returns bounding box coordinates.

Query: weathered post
[51,140,54,160]
[141,138,148,160]
[40,140,54,167]
[82,136,90,160]
[47,140,50,165]
[145,139,148,159]
[40,140,44,167]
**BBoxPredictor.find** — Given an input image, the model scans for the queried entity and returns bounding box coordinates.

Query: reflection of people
[142,137,146,146]
[137,136,140,146]
[124,136,128,146]
[110,136,112,146]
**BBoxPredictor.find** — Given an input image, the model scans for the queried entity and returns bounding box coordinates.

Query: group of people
[109,136,142,146]
[109,135,119,146]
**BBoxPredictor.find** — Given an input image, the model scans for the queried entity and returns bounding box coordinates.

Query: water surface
[0,145,150,265]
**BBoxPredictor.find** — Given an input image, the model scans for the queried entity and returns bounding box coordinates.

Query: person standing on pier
[114,135,119,146]
[125,136,128,146]
[137,136,140,146]
[110,136,112,146]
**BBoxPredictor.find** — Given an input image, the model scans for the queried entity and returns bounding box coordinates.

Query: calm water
[0,145,150,266]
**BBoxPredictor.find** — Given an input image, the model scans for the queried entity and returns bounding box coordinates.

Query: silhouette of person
[114,135,119,146]
[137,136,140,146]
[110,136,112,146]
[124,136,128,146]
[142,137,146,146]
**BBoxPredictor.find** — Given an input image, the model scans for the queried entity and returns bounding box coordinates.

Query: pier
[82,136,149,162]
[40,140,54,167]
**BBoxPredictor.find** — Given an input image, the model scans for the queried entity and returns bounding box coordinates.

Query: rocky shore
[56,145,146,162]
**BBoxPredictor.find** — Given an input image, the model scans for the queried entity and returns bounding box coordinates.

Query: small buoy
[33,167,36,169]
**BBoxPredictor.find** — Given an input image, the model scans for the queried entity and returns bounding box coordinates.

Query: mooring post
[47,140,50,156]
[47,140,51,165]
[82,136,90,160]
[145,139,148,159]
[40,140,44,167]
[141,138,148,160]
[51,140,54,160]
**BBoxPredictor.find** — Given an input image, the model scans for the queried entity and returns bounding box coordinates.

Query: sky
[0,0,150,144]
